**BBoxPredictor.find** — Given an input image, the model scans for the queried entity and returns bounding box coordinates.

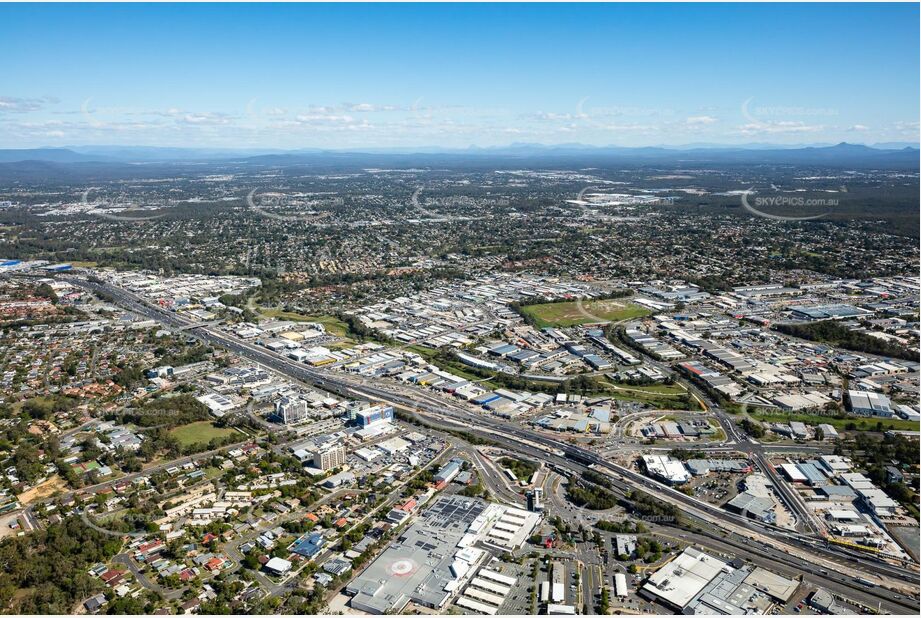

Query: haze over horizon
[1,2,919,150]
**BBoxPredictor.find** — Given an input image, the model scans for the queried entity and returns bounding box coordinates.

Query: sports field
[520,298,651,327]
[168,421,238,447]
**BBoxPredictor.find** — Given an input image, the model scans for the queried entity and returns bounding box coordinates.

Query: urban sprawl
[0,160,918,616]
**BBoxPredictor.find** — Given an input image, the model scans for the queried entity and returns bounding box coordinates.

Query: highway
[66,275,920,612]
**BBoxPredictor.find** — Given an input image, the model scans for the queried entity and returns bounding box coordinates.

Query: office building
[526,488,543,512]
[275,396,310,425]
[313,443,347,470]
[353,404,394,427]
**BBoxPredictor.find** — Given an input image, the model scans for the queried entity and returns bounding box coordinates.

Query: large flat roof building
[847,390,894,417]
[642,547,731,609]
[642,455,690,485]
[643,548,796,614]
[346,497,490,614]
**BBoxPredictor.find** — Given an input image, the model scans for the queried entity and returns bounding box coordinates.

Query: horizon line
[6,141,921,153]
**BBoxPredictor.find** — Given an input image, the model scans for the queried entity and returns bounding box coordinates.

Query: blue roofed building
[796,462,829,486]
[291,532,326,559]
[584,354,612,370]
[488,343,520,357]
[434,459,462,484]
[590,408,611,423]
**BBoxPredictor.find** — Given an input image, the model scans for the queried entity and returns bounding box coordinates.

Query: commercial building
[808,589,841,613]
[818,455,852,474]
[685,459,751,476]
[354,447,382,462]
[477,504,541,551]
[547,604,577,615]
[526,488,543,512]
[434,459,463,484]
[614,573,628,598]
[789,304,870,321]
[847,390,894,417]
[313,443,346,471]
[455,569,516,615]
[642,548,795,613]
[346,497,490,614]
[196,393,236,417]
[641,455,689,485]
[353,404,394,427]
[275,396,309,425]
[642,548,730,609]
[377,437,410,455]
[725,492,776,524]
[322,471,355,488]
[615,535,637,558]
[550,561,565,603]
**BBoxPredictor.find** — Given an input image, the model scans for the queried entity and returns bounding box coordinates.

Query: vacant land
[247,294,351,337]
[601,380,697,410]
[748,411,919,432]
[17,475,67,504]
[774,320,918,361]
[259,308,350,337]
[168,421,238,447]
[609,382,687,396]
[520,299,650,328]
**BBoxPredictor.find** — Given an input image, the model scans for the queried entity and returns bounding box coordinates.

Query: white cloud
[736,120,824,135]
[891,120,920,135]
[847,124,870,132]
[181,112,233,125]
[535,111,577,121]
[686,115,718,126]
[598,122,659,133]
[348,103,376,112]
[295,113,355,124]
[0,96,51,113]
[344,102,403,113]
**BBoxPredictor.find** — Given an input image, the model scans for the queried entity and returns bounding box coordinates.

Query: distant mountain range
[0,142,917,169]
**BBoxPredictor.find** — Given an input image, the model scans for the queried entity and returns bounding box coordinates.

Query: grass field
[747,411,919,432]
[259,308,350,337]
[419,350,501,388]
[246,293,351,337]
[602,380,697,410]
[168,421,238,447]
[611,383,687,395]
[406,344,440,358]
[520,299,651,328]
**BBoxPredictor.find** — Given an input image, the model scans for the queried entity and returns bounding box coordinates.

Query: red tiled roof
[205,557,224,571]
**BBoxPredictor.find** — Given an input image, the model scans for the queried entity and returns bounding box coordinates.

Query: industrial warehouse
[641,548,798,614]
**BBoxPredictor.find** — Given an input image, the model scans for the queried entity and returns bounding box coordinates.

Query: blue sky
[1,2,918,149]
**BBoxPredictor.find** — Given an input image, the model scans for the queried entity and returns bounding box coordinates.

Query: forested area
[0,517,123,613]
[775,320,918,361]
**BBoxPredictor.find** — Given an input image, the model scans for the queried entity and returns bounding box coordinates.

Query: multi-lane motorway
[67,275,920,613]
